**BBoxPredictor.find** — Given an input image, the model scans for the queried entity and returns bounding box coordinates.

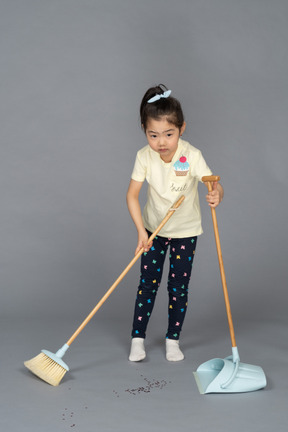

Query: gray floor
[1,315,287,432]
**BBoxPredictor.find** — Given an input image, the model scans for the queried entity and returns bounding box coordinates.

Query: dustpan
[193,176,267,394]
[194,349,266,394]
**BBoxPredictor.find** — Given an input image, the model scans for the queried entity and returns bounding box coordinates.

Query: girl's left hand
[206,181,223,208]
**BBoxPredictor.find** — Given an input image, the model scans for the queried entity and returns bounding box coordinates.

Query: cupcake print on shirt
[173,156,189,176]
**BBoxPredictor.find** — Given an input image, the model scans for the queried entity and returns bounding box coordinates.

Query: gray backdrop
[1,0,287,333]
[1,1,288,431]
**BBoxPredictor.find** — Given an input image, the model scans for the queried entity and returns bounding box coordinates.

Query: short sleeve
[192,150,213,181]
[131,151,147,182]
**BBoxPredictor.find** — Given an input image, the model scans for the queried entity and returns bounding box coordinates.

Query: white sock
[166,339,184,361]
[129,338,146,362]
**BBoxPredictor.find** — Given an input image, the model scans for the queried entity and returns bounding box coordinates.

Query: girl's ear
[180,121,186,136]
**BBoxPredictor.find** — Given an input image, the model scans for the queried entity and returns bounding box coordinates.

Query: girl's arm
[206,181,224,208]
[126,179,153,255]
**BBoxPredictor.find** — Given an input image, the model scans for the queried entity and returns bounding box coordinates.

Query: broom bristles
[24,352,67,386]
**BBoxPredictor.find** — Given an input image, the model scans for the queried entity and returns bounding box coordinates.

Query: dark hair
[140,84,185,132]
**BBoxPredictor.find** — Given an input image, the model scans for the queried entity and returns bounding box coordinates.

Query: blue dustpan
[194,347,267,394]
[195,177,267,394]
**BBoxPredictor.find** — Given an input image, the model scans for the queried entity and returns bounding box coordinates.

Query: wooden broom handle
[202,176,237,348]
[66,195,185,346]
[202,175,221,183]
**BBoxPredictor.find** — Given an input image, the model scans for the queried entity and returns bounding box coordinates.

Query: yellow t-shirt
[131,138,212,238]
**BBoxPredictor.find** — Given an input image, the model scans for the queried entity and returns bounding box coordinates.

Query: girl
[127,84,223,362]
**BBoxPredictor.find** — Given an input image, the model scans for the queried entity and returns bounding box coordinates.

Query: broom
[24,195,185,386]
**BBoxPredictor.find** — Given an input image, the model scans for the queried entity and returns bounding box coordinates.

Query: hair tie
[147,90,172,103]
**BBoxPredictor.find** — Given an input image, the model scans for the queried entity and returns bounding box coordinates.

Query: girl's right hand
[135,230,153,255]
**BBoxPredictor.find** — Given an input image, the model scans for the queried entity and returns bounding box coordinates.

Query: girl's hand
[135,230,153,255]
[206,181,224,208]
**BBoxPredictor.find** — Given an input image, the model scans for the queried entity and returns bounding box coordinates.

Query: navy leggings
[131,232,197,340]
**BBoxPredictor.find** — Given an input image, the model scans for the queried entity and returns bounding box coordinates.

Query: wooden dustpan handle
[202,176,237,348]
[66,195,185,346]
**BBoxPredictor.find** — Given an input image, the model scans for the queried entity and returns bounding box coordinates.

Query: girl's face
[145,117,186,163]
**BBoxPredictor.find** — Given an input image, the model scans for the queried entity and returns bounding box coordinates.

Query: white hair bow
[147,90,172,103]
